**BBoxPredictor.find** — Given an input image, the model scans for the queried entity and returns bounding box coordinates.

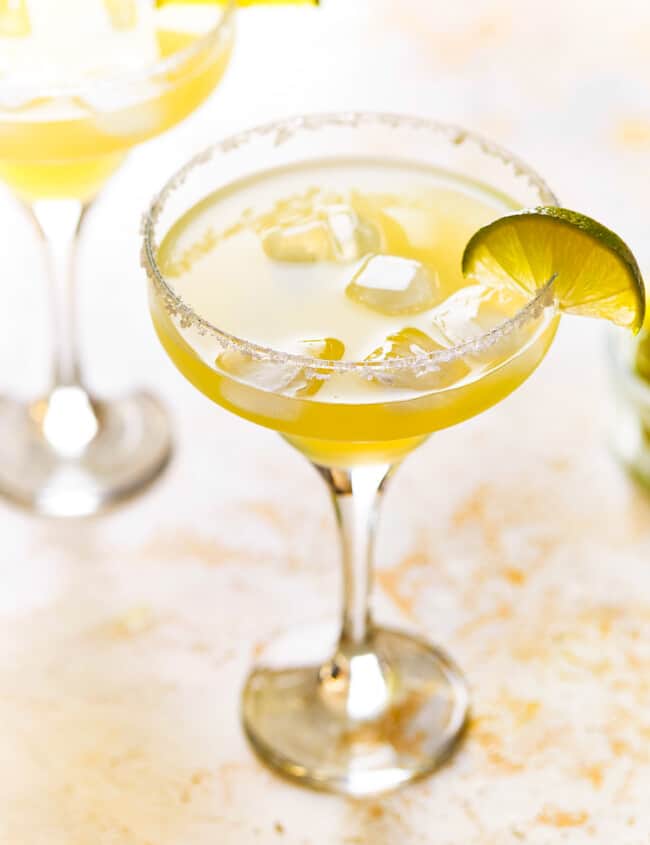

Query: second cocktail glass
[0,0,235,515]
[142,113,559,795]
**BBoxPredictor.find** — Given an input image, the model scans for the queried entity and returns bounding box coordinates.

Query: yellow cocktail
[0,1,234,200]
[0,0,235,516]
[151,158,557,466]
[143,113,559,795]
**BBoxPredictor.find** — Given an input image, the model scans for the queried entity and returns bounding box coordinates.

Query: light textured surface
[1,1,650,841]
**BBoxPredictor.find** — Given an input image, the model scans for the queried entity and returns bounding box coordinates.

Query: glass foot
[0,387,172,516]
[242,623,469,796]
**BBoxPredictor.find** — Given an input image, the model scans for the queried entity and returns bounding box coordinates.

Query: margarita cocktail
[143,114,561,795]
[0,0,234,201]
[151,158,558,467]
[0,0,235,515]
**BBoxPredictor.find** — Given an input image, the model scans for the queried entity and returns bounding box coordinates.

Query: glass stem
[25,198,100,455]
[27,198,89,389]
[318,463,393,648]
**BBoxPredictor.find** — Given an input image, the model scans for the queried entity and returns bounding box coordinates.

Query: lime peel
[462,206,646,333]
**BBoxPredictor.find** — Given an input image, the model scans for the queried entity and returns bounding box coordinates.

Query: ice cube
[346,254,441,316]
[432,284,524,345]
[328,206,381,262]
[367,327,439,359]
[365,328,469,391]
[295,337,345,397]
[300,337,345,362]
[262,219,332,264]
[0,0,159,85]
[104,0,139,31]
[261,204,381,264]
[216,350,300,394]
[217,337,345,398]
[0,1,30,37]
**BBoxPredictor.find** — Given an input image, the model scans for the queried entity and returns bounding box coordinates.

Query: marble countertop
[2,1,650,841]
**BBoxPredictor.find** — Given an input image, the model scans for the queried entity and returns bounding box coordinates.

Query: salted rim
[141,111,559,376]
[0,0,235,105]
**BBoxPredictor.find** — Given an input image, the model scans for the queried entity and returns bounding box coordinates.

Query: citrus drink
[0,0,234,200]
[150,158,559,466]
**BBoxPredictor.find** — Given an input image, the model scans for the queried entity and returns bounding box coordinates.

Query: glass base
[242,623,469,796]
[0,388,172,517]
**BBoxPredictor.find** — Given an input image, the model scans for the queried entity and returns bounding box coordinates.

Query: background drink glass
[142,113,559,795]
[608,328,650,484]
[0,0,235,516]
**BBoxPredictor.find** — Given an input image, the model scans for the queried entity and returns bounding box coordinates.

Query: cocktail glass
[142,113,559,795]
[0,0,235,515]
[608,328,650,484]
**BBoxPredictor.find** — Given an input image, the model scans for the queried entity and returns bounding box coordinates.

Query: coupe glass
[142,113,559,795]
[0,0,235,516]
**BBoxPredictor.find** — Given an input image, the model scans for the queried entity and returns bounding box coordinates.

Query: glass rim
[0,0,236,104]
[141,111,559,376]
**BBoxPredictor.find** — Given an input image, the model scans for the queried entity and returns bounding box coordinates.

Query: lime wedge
[462,207,645,332]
